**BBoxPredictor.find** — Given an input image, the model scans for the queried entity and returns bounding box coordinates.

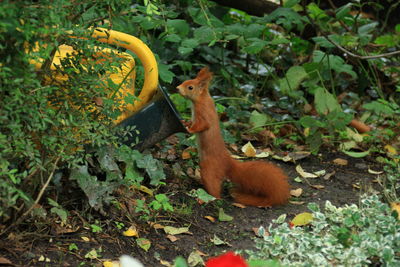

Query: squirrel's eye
[188,86,194,90]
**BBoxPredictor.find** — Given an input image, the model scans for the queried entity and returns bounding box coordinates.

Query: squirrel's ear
[196,67,213,83]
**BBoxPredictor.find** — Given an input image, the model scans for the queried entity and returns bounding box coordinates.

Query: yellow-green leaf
[291,212,313,226]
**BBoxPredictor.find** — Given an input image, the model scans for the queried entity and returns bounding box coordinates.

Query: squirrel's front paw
[181,120,192,128]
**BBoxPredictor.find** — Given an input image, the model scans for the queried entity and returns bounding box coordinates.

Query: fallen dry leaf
[123,225,139,237]
[252,227,269,237]
[311,184,325,190]
[352,183,361,189]
[204,216,216,222]
[241,142,256,157]
[81,236,90,242]
[0,257,12,265]
[368,168,384,175]
[166,234,178,242]
[323,171,336,180]
[232,203,246,208]
[290,188,303,197]
[296,165,318,178]
[289,200,305,205]
[152,223,164,230]
[333,158,348,165]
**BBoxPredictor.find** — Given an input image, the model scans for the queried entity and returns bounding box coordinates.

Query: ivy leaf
[136,154,166,185]
[69,165,114,209]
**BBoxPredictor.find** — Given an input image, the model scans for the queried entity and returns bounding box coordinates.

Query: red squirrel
[177,67,290,207]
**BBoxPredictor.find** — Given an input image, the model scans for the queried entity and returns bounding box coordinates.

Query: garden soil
[0,151,382,266]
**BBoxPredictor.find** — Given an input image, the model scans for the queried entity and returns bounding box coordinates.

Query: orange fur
[177,67,290,207]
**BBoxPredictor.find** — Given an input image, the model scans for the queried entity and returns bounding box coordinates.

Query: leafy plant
[246,195,400,266]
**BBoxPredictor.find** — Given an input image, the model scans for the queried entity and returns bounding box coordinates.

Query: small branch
[302,2,400,60]
[0,156,62,237]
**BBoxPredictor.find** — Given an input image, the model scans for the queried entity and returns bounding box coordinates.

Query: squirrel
[177,67,290,207]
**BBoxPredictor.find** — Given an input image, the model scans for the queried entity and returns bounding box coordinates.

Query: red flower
[205,251,249,267]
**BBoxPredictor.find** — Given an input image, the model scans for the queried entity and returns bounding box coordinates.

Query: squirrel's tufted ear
[196,67,213,83]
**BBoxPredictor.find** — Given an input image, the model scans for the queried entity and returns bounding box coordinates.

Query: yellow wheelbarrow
[32,27,186,150]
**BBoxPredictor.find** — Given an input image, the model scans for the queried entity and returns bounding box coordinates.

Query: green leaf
[299,116,324,128]
[174,256,188,267]
[242,38,268,54]
[136,155,166,185]
[159,63,174,83]
[249,110,269,132]
[218,208,233,222]
[279,66,308,94]
[164,33,181,43]
[166,19,189,36]
[69,165,114,209]
[190,188,216,203]
[194,26,216,44]
[358,22,379,35]
[342,150,370,158]
[362,100,395,115]
[336,3,352,19]
[50,207,68,224]
[284,0,300,8]
[136,238,151,251]
[314,87,341,115]
[313,51,357,79]
[374,35,398,47]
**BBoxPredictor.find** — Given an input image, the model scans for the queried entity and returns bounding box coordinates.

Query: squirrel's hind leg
[200,160,223,199]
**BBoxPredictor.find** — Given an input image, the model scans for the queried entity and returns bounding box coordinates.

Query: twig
[0,156,62,237]
[302,1,400,60]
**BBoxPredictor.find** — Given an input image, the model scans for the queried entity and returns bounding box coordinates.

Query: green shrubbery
[246,195,400,266]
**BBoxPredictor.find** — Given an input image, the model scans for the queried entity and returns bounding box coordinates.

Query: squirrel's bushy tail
[228,159,290,207]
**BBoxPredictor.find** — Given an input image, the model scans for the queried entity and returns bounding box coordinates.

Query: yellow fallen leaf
[290,212,313,226]
[241,142,256,157]
[304,127,310,137]
[123,225,138,237]
[385,145,397,155]
[391,202,400,220]
[81,236,90,242]
[103,261,119,267]
[139,185,153,196]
